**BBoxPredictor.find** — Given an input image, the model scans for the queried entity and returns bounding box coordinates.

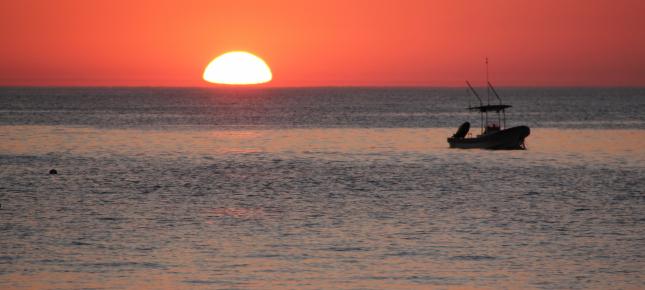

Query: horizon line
[2,84,645,89]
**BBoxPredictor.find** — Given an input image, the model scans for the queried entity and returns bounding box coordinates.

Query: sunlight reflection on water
[0,125,643,289]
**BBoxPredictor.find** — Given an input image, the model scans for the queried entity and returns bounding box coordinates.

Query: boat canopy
[468,104,511,112]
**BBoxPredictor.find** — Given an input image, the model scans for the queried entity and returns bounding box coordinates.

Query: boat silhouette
[448,61,530,149]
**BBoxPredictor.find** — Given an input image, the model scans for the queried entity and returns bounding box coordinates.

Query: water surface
[1,87,644,289]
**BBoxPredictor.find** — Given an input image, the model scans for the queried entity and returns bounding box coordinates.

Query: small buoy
[49,169,58,174]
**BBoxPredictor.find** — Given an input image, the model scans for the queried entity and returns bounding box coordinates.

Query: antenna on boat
[465,81,483,107]
[484,58,490,127]
[488,81,506,129]
[488,81,502,105]
[486,57,490,106]
[466,80,484,133]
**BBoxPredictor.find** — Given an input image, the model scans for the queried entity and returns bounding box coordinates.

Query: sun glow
[203,51,272,85]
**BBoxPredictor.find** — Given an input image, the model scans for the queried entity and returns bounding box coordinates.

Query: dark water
[1,87,644,289]
[1,87,644,129]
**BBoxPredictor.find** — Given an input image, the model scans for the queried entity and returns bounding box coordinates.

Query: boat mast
[486,57,490,105]
[466,80,484,134]
[485,57,490,127]
[488,81,506,129]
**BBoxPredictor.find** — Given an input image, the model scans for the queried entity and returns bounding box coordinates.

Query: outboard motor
[452,122,470,139]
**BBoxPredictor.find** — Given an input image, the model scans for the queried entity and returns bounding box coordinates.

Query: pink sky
[1,0,644,87]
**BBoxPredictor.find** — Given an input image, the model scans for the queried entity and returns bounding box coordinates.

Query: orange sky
[1,0,644,87]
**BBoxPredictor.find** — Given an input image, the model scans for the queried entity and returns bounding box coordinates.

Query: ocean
[1,87,644,289]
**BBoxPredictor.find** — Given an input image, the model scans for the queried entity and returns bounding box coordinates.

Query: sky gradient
[1,0,644,87]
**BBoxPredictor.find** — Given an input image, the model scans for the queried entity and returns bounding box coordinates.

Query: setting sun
[203,51,272,85]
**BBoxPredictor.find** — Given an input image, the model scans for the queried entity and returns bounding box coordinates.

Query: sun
[203,51,272,85]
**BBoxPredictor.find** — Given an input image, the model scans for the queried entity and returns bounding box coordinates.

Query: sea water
[0,87,644,289]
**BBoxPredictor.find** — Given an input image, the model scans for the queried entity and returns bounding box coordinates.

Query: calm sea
[1,87,644,289]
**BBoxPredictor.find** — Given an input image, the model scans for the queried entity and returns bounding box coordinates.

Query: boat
[447,60,530,149]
